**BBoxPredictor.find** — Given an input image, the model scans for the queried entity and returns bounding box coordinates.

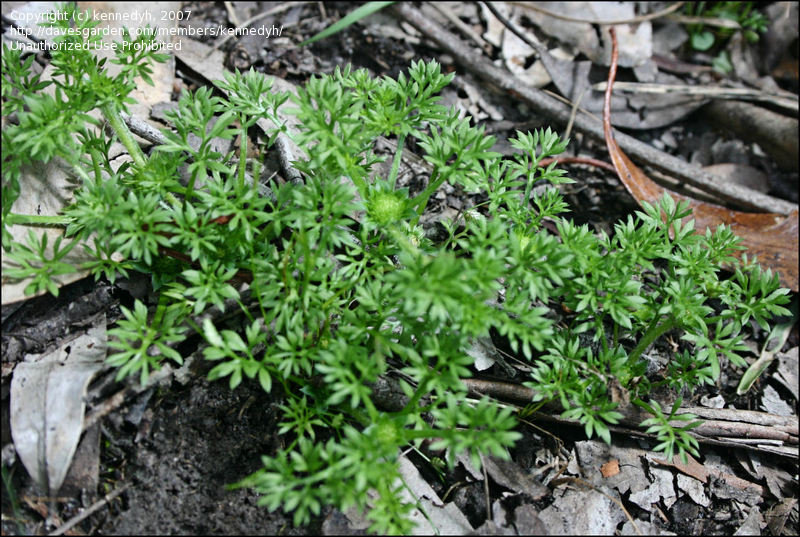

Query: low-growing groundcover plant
[2,6,791,533]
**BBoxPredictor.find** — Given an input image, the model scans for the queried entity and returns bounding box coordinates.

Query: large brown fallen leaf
[603,28,798,291]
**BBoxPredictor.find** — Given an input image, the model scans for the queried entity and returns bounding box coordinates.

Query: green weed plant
[1,6,790,533]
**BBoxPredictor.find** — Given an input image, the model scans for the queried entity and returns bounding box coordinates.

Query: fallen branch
[510,1,686,26]
[702,100,799,172]
[592,81,798,114]
[461,378,799,459]
[48,483,131,536]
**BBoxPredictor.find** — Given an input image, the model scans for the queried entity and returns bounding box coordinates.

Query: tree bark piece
[702,100,799,172]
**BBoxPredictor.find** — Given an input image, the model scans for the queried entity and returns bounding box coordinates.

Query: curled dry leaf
[600,459,621,478]
[603,28,798,291]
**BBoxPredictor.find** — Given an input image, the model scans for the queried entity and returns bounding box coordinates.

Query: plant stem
[521,157,538,210]
[410,169,446,225]
[388,132,405,190]
[628,315,678,364]
[401,373,432,414]
[6,213,72,226]
[101,104,147,169]
[151,293,170,328]
[1,464,24,536]
[238,119,248,189]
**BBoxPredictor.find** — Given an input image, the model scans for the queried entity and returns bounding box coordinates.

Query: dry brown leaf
[603,28,798,291]
[600,459,620,478]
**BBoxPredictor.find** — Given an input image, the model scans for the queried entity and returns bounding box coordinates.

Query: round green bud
[369,192,405,226]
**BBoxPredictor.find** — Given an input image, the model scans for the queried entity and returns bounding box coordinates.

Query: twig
[207,1,308,55]
[509,1,685,25]
[480,0,591,140]
[703,100,798,172]
[48,483,131,536]
[390,2,797,216]
[592,82,799,113]
[223,1,241,27]
[481,1,546,56]
[120,112,169,146]
[543,87,603,122]
[539,156,617,173]
[82,287,263,434]
[682,406,798,430]
[652,54,713,75]
[650,452,764,497]
[274,130,303,186]
[82,362,179,432]
[429,3,488,50]
[665,12,742,29]
[564,90,585,140]
[460,378,798,451]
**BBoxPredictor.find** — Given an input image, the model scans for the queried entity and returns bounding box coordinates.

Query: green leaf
[301,2,395,46]
[203,318,223,348]
[258,367,272,393]
[691,31,715,51]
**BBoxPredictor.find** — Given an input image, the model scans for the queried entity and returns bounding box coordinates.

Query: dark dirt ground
[2,2,798,535]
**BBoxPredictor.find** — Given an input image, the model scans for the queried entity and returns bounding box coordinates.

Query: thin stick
[592,82,798,113]
[461,378,798,444]
[48,483,131,536]
[481,1,546,56]
[83,362,178,432]
[223,1,241,27]
[120,112,169,146]
[666,13,741,29]
[478,1,588,140]
[275,130,303,186]
[207,2,308,55]
[564,90,585,140]
[509,1,685,26]
[119,112,300,197]
[538,156,617,173]
[429,3,488,49]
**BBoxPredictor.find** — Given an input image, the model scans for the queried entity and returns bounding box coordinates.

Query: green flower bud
[368,191,406,226]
